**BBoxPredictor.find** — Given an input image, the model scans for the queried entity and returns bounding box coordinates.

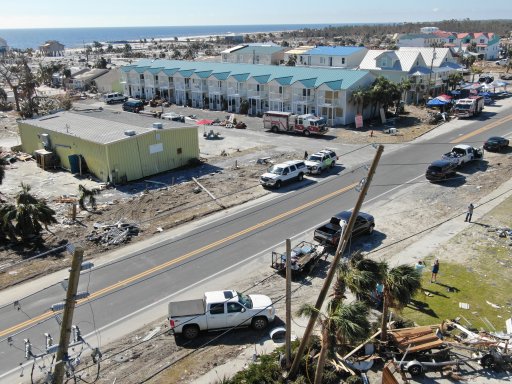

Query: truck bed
[313,223,340,243]
[168,299,205,318]
[271,241,325,273]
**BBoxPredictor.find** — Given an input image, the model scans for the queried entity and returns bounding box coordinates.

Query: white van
[103,92,127,104]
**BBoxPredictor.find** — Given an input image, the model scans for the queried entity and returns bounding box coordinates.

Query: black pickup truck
[313,211,375,246]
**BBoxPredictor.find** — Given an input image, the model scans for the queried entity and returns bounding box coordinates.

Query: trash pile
[87,220,140,246]
[0,149,33,163]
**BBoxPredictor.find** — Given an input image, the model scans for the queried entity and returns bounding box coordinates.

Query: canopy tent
[449,90,461,95]
[426,98,448,107]
[196,119,214,125]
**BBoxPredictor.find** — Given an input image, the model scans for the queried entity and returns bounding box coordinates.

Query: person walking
[465,203,474,222]
[304,151,309,160]
[431,259,440,283]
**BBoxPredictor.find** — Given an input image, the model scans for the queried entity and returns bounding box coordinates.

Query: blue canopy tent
[426,98,448,107]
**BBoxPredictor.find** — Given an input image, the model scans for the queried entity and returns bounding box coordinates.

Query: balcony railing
[247,89,267,98]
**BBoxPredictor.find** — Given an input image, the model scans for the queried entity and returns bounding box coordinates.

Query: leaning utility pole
[53,246,84,384]
[288,144,384,379]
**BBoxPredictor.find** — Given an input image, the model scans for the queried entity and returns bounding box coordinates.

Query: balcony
[227,87,246,97]
[269,91,291,102]
[293,95,315,104]
[247,89,267,99]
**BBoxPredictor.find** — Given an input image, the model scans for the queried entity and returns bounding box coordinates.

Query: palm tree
[1,183,57,242]
[471,65,483,83]
[297,300,370,384]
[78,184,100,210]
[379,263,422,342]
[349,87,369,115]
[299,252,380,384]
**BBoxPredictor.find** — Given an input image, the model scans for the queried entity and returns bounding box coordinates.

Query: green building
[18,110,199,183]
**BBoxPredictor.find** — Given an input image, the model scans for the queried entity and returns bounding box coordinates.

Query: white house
[396,33,444,48]
[220,44,285,65]
[285,46,368,68]
[39,40,65,57]
[0,37,8,55]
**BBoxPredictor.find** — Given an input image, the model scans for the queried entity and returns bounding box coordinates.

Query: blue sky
[0,0,510,29]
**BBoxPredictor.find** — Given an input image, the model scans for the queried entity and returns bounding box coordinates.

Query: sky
[0,0,510,29]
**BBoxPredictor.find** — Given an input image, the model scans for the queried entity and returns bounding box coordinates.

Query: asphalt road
[1,104,512,381]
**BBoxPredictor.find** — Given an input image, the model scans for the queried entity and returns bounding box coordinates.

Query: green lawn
[402,196,512,332]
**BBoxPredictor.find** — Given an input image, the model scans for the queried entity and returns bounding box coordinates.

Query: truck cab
[294,114,328,136]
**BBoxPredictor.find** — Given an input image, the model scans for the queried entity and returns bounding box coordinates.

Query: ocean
[0,24,351,50]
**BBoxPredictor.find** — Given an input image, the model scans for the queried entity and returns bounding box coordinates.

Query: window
[184,78,190,86]
[218,80,222,88]
[155,75,158,81]
[302,89,311,97]
[227,303,243,313]
[342,57,345,64]
[279,86,283,94]
[177,148,182,154]
[209,303,224,315]
[169,77,173,83]
[140,74,144,80]
[256,84,260,92]
[320,57,325,64]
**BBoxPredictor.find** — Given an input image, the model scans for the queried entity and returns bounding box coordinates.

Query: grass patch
[402,195,512,332]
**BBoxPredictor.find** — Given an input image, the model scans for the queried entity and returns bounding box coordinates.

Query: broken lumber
[192,177,225,209]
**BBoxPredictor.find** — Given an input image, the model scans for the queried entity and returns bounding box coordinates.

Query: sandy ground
[1,94,512,384]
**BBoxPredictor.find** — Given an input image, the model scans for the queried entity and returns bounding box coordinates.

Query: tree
[78,184,100,210]
[95,57,108,69]
[349,87,370,115]
[447,72,463,90]
[0,183,57,243]
[471,65,483,82]
[286,54,297,66]
[379,263,422,342]
[297,300,370,384]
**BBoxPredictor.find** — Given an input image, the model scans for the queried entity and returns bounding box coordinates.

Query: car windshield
[456,104,470,110]
[308,155,322,162]
[428,166,442,172]
[237,292,253,308]
[268,165,284,175]
[487,137,500,143]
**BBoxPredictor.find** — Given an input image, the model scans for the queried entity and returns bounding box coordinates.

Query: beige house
[39,40,65,57]
[221,44,285,65]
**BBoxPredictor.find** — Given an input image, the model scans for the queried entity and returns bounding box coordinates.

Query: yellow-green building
[18,110,199,183]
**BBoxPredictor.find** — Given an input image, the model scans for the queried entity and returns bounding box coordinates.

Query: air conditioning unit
[124,130,136,136]
[41,133,51,148]
[152,122,163,129]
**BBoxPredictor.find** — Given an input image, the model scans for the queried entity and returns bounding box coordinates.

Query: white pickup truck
[168,290,276,339]
[441,144,483,167]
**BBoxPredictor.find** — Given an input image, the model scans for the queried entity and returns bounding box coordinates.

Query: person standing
[304,151,309,160]
[431,259,440,283]
[465,203,474,222]
[415,260,425,273]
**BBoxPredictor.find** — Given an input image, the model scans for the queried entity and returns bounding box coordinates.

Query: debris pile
[87,220,140,246]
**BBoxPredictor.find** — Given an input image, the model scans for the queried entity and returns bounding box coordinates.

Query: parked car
[161,112,185,122]
[425,160,457,182]
[313,210,375,246]
[102,92,127,104]
[259,160,306,189]
[484,136,510,152]
[305,149,338,174]
[495,58,509,66]
[500,73,512,80]
[122,99,144,113]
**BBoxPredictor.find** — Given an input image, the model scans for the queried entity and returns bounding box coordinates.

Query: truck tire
[330,161,335,168]
[182,324,200,340]
[407,364,422,376]
[481,354,495,368]
[297,173,304,181]
[252,317,268,331]
[275,180,282,189]
[271,126,279,133]
[367,224,375,235]
[303,130,311,137]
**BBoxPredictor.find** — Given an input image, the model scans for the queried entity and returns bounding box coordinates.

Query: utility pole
[285,238,292,368]
[53,246,84,384]
[288,145,384,379]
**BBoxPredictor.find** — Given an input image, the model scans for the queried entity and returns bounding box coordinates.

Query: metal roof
[231,45,284,55]
[25,110,195,145]
[304,46,366,56]
[125,59,372,90]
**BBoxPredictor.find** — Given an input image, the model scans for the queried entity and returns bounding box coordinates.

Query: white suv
[260,160,306,189]
[305,149,337,174]
[103,92,128,104]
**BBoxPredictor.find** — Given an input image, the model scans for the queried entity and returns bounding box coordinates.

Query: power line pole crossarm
[53,246,84,384]
[288,144,384,379]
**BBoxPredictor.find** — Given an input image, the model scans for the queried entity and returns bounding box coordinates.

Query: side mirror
[241,307,246,313]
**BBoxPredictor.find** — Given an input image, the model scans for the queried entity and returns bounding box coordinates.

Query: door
[206,302,226,329]
[226,302,252,327]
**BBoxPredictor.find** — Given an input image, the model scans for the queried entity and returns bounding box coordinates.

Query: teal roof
[123,59,372,90]
[148,67,164,74]
[194,70,213,79]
